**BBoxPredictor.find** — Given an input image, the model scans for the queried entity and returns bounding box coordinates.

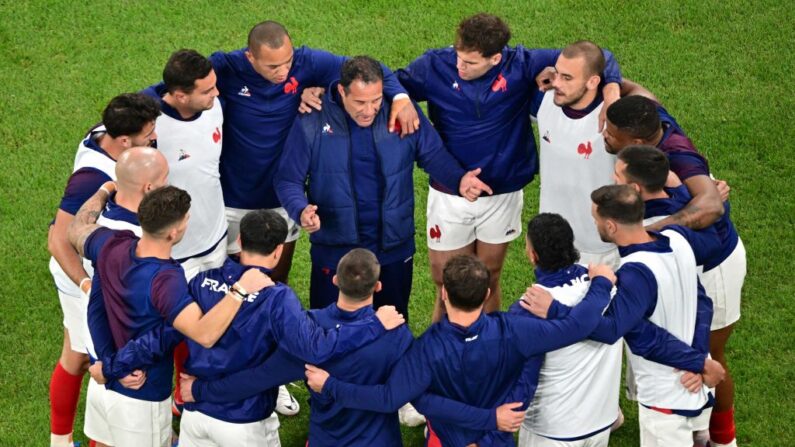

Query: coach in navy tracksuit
[184,249,507,446]
[275,56,490,318]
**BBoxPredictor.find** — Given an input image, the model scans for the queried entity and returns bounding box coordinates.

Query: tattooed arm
[68,181,115,257]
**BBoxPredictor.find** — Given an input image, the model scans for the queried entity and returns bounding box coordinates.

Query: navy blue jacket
[275,87,465,251]
[210,47,408,209]
[397,46,621,195]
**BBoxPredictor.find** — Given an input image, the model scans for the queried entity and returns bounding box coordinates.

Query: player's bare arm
[389,96,420,137]
[48,211,91,288]
[173,268,274,348]
[647,174,724,231]
[67,181,116,258]
[619,78,659,102]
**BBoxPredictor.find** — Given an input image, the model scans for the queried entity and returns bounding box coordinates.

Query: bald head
[115,147,169,194]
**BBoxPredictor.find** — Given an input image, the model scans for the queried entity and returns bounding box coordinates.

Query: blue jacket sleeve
[274,119,311,223]
[413,107,467,192]
[396,53,431,101]
[588,263,658,344]
[102,326,184,380]
[664,225,722,267]
[193,347,305,404]
[323,340,432,413]
[622,320,707,373]
[86,278,115,368]
[691,280,713,354]
[271,289,387,364]
[509,276,613,358]
[411,393,497,431]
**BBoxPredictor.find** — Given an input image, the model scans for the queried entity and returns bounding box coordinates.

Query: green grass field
[1,1,793,445]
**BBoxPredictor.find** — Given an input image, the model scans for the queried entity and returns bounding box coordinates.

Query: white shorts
[518,427,610,447]
[225,207,300,254]
[638,404,708,447]
[577,248,621,271]
[181,235,228,281]
[87,387,171,447]
[50,257,92,353]
[84,378,113,445]
[180,409,281,447]
[426,188,523,251]
[700,238,746,330]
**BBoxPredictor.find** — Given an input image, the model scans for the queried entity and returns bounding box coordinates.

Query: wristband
[232,282,248,296]
[229,289,245,302]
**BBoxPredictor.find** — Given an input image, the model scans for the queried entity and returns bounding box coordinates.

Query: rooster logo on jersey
[577,141,593,159]
[429,224,442,242]
[491,73,507,93]
[284,77,299,95]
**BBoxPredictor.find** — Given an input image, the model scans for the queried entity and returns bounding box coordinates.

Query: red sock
[89,441,97,447]
[710,407,737,445]
[173,341,189,404]
[49,362,84,435]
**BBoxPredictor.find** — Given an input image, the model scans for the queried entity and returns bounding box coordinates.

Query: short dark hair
[163,49,213,94]
[137,186,191,237]
[340,56,384,93]
[618,145,670,193]
[591,185,645,225]
[455,13,511,57]
[336,249,381,301]
[561,40,605,77]
[527,214,580,271]
[443,255,490,311]
[248,20,290,52]
[606,95,661,141]
[239,210,287,256]
[102,93,160,138]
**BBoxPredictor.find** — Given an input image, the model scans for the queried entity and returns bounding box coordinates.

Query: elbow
[195,333,219,349]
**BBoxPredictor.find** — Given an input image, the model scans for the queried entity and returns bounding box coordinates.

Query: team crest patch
[429,224,442,242]
[212,127,221,143]
[452,81,460,91]
[491,73,507,92]
[178,149,190,161]
[577,141,593,159]
[284,76,299,95]
[322,123,333,134]
[238,86,251,97]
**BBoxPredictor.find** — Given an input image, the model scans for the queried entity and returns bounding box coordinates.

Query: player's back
[308,305,413,447]
[417,312,530,445]
[183,258,291,423]
[89,229,190,401]
[621,229,709,410]
[514,265,622,439]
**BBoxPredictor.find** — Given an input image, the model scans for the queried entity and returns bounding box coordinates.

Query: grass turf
[0,0,793,445]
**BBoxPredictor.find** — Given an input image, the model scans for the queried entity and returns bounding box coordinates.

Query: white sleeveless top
[537,91,616,255]
[154,97,227,259]
[622,229,709,410]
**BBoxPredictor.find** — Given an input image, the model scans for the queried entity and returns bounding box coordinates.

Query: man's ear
[373,280,382,293]
[332,274,339,287]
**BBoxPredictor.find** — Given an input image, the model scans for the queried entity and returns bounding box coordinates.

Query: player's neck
[568,89,598,111]
[136,235,172,260]
[239,251,278,270]
[613,224,655,247]
[646,128,665,147]
[336,295,373,312]
[445,305,483,328]
[97,134,127,161]
[114,189,142,213]
[641,188,669,201]
[162,93,199,120]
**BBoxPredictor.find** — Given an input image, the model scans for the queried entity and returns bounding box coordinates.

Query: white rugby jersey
[154,97,227,260]
[537,91,616,255]
[623,229,710,410]
[523,269,622,439]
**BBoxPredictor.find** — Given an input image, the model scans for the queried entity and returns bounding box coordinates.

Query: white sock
[50,433,73,447]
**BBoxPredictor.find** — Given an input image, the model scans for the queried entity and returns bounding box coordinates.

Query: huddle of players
[45,11,746,447]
